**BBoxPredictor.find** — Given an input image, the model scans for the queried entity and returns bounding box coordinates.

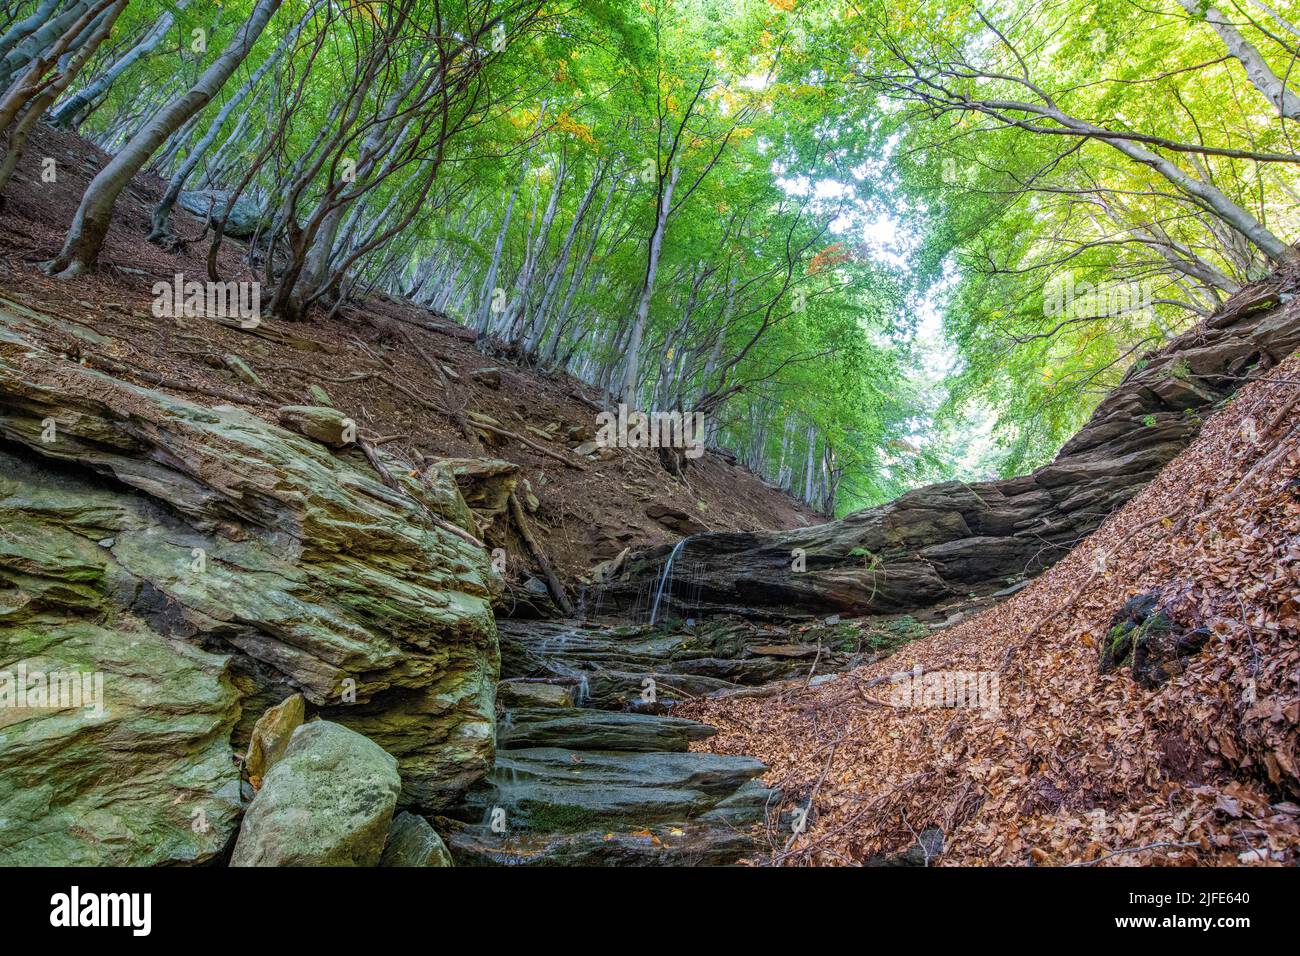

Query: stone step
[498,707,716,752]
[498,619,835,701]
[451,747,767,831]
[442,819,759,867]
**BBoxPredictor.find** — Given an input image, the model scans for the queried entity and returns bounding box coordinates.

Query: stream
[440,562,844,864]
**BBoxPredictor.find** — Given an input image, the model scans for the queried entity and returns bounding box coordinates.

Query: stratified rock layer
[602,283,1300,619]
[0,303,500,864]
[444,619,783,865]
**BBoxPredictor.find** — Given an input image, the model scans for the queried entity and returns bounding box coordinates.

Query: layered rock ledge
[0,304,500,864]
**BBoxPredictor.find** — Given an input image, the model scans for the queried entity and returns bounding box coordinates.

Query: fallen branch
[569,389,606,412]
[474,420,587,470]
[508,489,575,615]
[395,321,450,389]
[356,435,486,550]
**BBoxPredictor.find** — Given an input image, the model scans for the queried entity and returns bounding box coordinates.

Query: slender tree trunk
[620,161,680,404]
[0,0,124,195]
[50,0,189,129]
[525,157,606,352]
[0,0,62,68]
[48,0,284,277]
[149,0,312,239]
[0,0,92,83]
[506,155,565,344]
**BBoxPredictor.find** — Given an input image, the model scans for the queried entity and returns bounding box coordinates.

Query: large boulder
[231,721,401,866]
[177,189,265,238]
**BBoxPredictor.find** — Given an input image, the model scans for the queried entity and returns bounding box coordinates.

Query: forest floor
[682,352,1300,866]
[0,124,819,589]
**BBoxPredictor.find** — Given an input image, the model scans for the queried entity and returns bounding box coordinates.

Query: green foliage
[33,0,1298,511]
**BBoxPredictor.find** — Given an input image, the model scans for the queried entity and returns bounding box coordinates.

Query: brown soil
[0,124,820,593]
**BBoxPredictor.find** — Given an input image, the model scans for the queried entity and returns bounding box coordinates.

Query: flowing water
[441,615,836,865]
[648,537,690,625]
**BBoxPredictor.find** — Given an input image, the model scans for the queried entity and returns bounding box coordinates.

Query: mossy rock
[1099,592,1210,687]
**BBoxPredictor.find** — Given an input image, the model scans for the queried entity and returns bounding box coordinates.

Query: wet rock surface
[445,618,795,865]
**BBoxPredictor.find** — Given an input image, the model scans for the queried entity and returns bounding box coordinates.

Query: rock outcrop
[600,282,1300,619]
[0,303,500,864]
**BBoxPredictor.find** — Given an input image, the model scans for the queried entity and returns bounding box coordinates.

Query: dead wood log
[508,489,574,615]
[473,420,586,470]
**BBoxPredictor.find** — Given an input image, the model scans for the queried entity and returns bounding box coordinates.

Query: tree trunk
[0,0,92,84]
[1177,0,1300,120]
[620,161,680,405]
[0,0,124,196]
[149,0,312,239]
[0,0,62,69]
[50,0,188,129]
[48,0,284,277]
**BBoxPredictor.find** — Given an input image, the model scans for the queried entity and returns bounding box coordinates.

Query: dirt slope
[682,352,1300,866]
[0,125,819,591]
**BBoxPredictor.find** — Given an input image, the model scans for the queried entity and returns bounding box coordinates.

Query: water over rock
[444,618,786,865]
[600,283,1300,619]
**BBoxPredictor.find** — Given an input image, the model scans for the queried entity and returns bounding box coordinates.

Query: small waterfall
[649,537,690,626]
[574,673,590,707]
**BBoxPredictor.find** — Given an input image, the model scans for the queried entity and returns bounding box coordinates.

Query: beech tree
[47,0,283,276]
